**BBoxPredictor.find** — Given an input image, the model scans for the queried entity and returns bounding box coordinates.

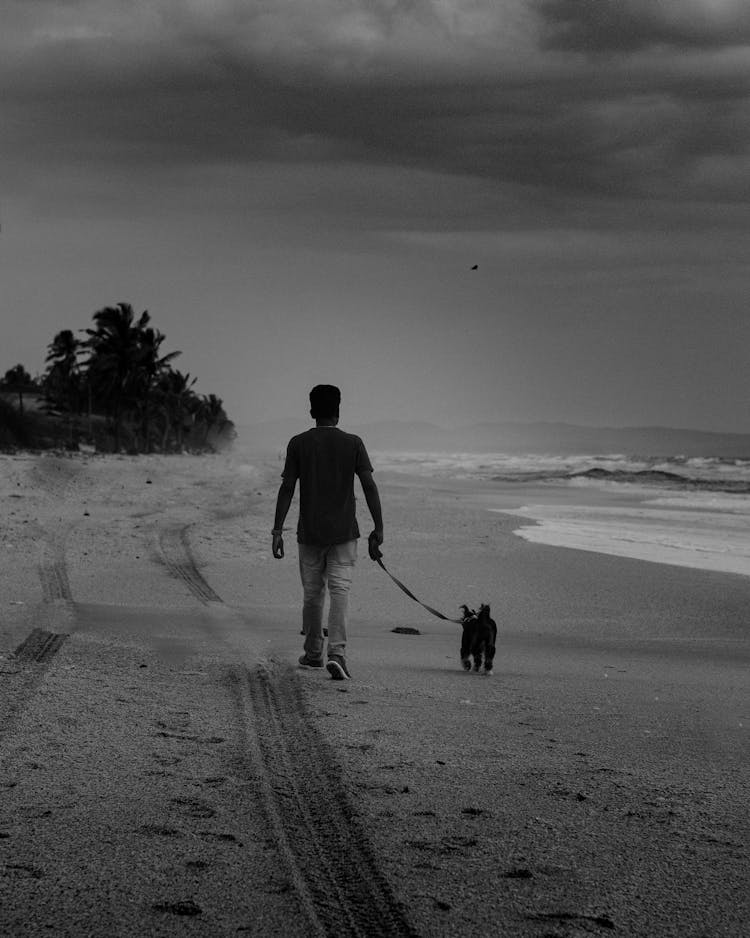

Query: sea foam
[373,450,750,577]
[507,500,750,577]
[372,450,750,487]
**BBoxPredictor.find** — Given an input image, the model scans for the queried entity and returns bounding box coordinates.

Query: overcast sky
[2,0,749,432]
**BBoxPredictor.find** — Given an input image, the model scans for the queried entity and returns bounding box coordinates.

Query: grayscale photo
[1,2,748,936]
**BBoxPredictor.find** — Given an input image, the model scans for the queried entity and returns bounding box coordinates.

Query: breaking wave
[373,451,750,492]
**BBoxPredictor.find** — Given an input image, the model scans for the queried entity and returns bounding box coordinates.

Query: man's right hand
[272,532,284,559]
[368,530,384,561]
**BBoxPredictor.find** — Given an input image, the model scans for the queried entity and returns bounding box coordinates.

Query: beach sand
[0,451,747,936]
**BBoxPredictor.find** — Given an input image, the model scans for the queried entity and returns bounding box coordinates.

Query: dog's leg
[484,624,497,675]
[460,625,473,671]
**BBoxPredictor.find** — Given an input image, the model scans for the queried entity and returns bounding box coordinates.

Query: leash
[376,557,462,624]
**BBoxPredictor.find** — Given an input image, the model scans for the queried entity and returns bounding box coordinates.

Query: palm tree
[84,303,150,452]
[1,364,37,416]
[156,369,196,452]
[134,327,181,453]
[198,394,227,447]
[44,330,82,445]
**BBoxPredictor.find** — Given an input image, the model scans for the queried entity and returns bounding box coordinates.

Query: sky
[1,0,749,433]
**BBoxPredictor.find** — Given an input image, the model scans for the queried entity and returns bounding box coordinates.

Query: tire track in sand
[0,458,77,746]
[228,664,418,938]
[22,455,76,607]
[33,530,74,645]
[1,541,71,747]
[157,524,222,604]
[38,534,73,604]
[12,629,67,664]
[157,523,417,935]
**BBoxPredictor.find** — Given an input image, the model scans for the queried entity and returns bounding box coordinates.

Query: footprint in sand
[151,753,182,766]
[152,730,196,741]
[4,863,45,879]
[152,711,196,743]
[152,899,202,916]
[170,796,216,819]
[199,775,226,788]
[156,711,191,730]
[503,867,533,879]
[139,824,183,838]
[265,879,292,895]
[198,831,242,845]
[407,835,478,855]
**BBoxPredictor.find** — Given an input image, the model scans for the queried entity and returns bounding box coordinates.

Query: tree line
[0,302,235,454]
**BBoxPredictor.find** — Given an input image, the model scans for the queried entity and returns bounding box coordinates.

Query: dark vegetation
[0,303,235,454]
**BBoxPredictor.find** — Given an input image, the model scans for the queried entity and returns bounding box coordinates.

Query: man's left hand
[368,530,384,561]
[272,532,284,559]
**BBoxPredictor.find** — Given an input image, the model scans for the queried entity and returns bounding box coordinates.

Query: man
[272,385,384,680]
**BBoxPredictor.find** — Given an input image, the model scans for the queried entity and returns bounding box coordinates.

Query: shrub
[0,397,31,447]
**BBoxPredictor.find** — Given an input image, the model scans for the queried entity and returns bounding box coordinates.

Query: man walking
[272,385,384,680]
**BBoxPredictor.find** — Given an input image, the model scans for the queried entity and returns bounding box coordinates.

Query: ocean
[371,451,750,578]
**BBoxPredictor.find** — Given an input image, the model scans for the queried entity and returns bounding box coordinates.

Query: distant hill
[438,422,750,458]
[238,419,750,458]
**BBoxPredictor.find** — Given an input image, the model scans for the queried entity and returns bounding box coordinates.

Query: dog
[459,603,497,675]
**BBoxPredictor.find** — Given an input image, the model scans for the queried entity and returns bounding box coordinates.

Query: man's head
[309,384,341,422]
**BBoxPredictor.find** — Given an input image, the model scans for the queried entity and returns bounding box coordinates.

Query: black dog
[459,604,497,675]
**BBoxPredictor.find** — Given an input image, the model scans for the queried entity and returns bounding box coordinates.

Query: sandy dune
[0,451,748,936]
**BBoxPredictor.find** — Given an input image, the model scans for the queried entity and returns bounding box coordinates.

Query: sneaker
[326,655,351,680]
[298,654,324,669]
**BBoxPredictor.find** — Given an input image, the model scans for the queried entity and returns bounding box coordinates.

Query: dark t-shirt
[282,427,373,545]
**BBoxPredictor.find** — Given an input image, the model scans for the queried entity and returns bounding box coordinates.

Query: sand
[0,450,748,937]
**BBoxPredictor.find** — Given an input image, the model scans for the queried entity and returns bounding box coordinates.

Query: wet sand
[0,451,748,936]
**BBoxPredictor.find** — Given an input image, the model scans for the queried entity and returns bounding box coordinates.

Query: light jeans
[298,539,357,660]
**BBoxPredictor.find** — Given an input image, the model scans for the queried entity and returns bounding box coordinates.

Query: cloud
[168,0,538,76]
[537,0,750,53]
[3,0,537,77]
[3,0,750,215]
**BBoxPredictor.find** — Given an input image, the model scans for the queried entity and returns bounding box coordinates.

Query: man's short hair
[309,384,341,419]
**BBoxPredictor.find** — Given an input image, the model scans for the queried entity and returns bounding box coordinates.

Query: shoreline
[376,464,750,580]
[10,445,746,581]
